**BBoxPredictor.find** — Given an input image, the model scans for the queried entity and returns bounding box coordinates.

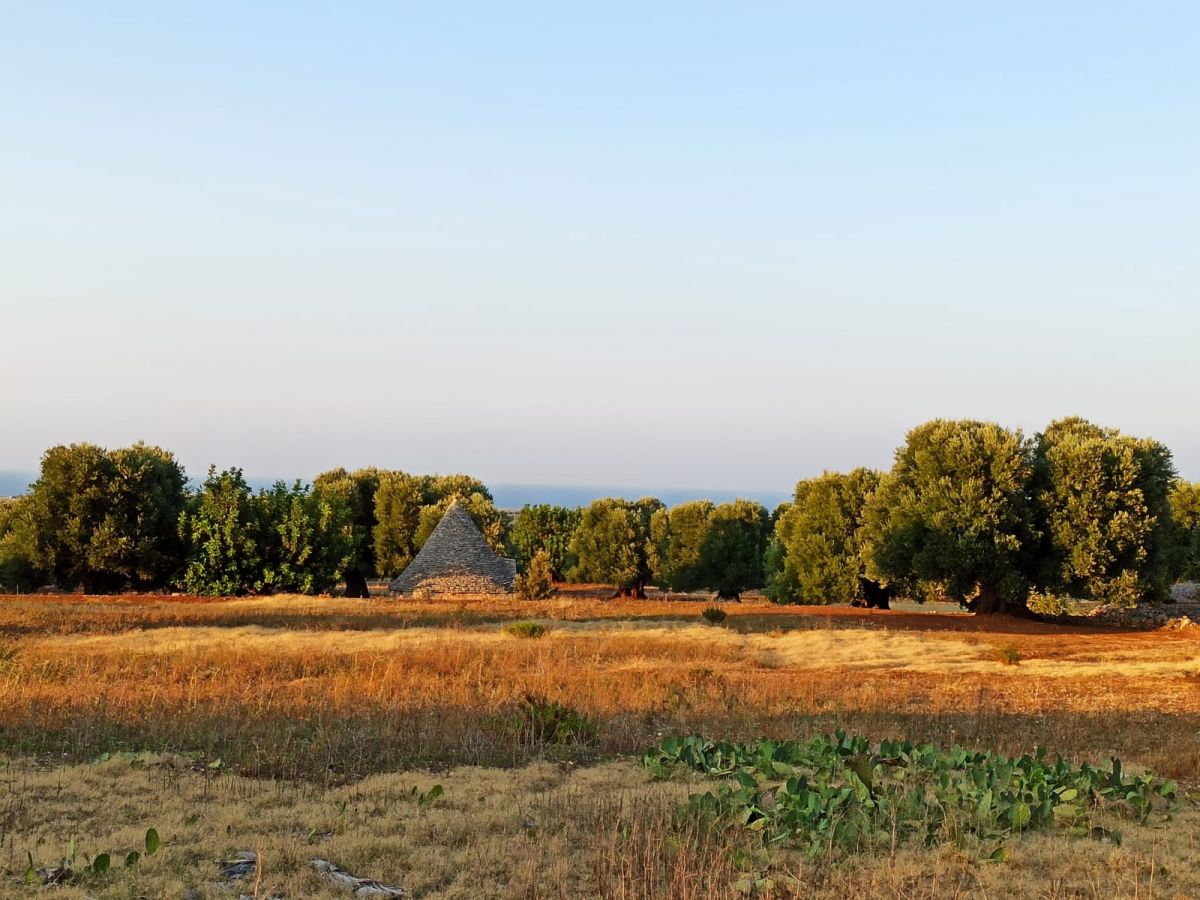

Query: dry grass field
[0,592,1197,898]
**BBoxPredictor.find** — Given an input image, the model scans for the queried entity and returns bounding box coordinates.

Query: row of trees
[769,418,1194,613]
[1,417,1199,610]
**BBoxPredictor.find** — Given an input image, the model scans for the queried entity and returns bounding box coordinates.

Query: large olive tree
[767,468,881,605]
[651,499,769,600]
[24,442,187,592]
[700,499,770,600]
[1032,417,1176,607]
[649,500,715,593]
[569,497,662,597]
[861,420,1039,614]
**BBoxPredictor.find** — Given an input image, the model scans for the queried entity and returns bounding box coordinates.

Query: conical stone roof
[388,500,516,596]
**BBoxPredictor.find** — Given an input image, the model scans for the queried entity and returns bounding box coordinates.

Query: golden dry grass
[4,754,1198,899]
[0,592,1197,898]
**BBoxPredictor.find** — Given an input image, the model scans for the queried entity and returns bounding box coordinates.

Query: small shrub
[488,695,598,746]
[992,645,1022,666]
[701,605,727,625]
[514,549,555,601]
[504,620,546,639]
[1027,590,1072,617]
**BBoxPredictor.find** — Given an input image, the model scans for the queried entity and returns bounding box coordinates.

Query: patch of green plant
[701,605,727,625]
[414,783,444,808]
[24,826,160,886]
[644,734,1174,857]
[992,645,1022,665]
[504,620,546,639]
[488,695,598,746]
[1026,590,1073,617]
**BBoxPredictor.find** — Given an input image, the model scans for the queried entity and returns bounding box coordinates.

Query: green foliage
[649,500,714,593]
[22,443,187,592]
[1025,590,1073,617]
[651,499,769,599]
[992,645,1022,665]
[514,548,555,600]
[415,784,444,808]
[0,497,38,592]
[371,472,423,577]
[569,497,662,597]
[861,420,1039,613]
[1169,480,1200,581]
[767,469,880,604]
[313,467,382,575]
[517,696,597,744]
[701,605,727,624]
[179,469,353,595]
[177,468,263,595]
[644,734,1174,856]
[21,824,159,887]
[1032,417,1176,607]
[507,504,582,579]
[372,473,504,577]
[504,620,546,638]
[487,695,598,746]
[702,500,770,600]
[255,480,355,594]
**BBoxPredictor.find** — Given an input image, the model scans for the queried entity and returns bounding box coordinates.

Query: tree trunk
[715,590,741,602]
[969,582,1006,614]
[856,578,892,609]
[343,566,371,598]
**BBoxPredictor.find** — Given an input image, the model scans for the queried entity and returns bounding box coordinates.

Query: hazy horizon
[3,4,1198,486]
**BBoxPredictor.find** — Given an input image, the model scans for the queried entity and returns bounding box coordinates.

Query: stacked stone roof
[388,499,516,596]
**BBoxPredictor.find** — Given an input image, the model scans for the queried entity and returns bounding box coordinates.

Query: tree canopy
[21,442,187,592]
[570,497,662,597]
[767,469,881,605]
[507,504,582,580]
[1169,480,1200,582]
[1032,417,1176,607]
[179,468,354,595]
[861,420,1039,613]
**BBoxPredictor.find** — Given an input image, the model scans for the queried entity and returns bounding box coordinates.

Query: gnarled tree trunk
[343,566,371,598]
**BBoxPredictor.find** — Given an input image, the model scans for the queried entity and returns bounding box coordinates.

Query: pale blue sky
[2,2,1197,491]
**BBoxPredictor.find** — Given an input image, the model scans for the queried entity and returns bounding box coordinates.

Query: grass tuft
[504,620,546,639]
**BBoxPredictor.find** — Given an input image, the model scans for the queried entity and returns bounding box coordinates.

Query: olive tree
[649,500,715,593]
[700,499,770,600]
[651,499,769,600]
[767,469,881,605]
[24,442,187,592]
[1171,480,1200,582]
[861,420,1039,614]
[507,504,582,580]
[1032,417,1176,606]
[180,470,354,595]
[0,497,38,592]
[314,467,382,595]
[569,497,662,597]
[255,480,355,594]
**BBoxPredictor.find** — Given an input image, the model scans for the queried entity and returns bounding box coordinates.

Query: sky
[2,2,1198,494]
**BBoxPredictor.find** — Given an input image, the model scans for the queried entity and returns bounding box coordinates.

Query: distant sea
[0,470,788,509]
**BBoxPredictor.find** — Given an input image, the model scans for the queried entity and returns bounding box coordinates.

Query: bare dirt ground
[0,591,1197,898]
